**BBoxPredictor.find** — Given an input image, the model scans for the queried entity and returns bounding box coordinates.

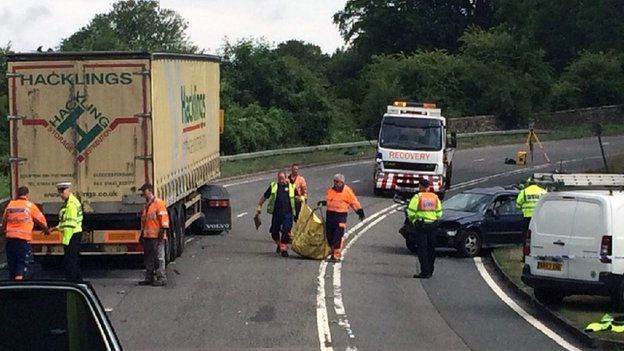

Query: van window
[571,201,605,237]
[534,199,576,235]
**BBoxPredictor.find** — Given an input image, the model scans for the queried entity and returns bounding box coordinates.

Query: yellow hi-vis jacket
[59,193,83,246]
[407,192,443,224]
[516,184,546,218]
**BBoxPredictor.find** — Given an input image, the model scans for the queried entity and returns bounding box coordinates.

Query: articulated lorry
[373,101,456,199]
[6,51,231,263]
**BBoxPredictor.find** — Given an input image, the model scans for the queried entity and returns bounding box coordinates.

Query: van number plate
[537,261,562,271]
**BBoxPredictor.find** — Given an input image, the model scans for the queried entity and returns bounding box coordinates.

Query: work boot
[138,279,154,286]
[280,250,289,257]
[151,279,167,287]
[413,273,431,279]
[276,245,281,254]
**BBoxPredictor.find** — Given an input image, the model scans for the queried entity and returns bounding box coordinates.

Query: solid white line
[352,180,361,183]
[185,237,195,245]
[317,261,333,351]
[473,257,580,351]
[236,212,248,218]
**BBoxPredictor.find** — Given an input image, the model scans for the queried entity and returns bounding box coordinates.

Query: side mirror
[448,131,457,148]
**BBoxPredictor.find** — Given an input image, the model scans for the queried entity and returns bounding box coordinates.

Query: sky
[0,0,348,54]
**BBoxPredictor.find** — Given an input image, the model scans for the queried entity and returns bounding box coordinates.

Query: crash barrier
[221,129,541,162]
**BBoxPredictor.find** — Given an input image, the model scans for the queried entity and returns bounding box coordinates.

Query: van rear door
[568,198,609,281]
[527,196,576,279]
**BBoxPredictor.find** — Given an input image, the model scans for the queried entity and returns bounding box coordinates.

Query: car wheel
[456,230,481,257]
[405,237,418,253]
[534,288,564,305]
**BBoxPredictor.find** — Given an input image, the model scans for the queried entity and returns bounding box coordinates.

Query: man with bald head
[257,171,299,257]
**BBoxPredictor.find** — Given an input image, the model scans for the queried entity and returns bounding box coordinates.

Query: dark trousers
[270,212,293,247]
[325,212,348,249]
[414,223,437,276]
[6,238,29,280]
[63,232,82,282]
[523,217,531,233]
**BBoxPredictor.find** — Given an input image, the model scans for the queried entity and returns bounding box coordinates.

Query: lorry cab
[374,101,455,198]
[521,173,624,306]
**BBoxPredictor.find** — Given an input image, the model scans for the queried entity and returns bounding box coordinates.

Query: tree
[61,0,197,52]
[333,0,496,58]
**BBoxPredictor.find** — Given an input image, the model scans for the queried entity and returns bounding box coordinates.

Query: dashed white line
[317,204,398,351]
[236,212,248,218]
[351,180,361,183]
[473,257,580,351]
[474,158,485,162]
[185,237,195,244]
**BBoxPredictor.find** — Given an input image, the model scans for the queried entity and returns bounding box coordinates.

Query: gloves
[158,228,167,241]
[298,195,306,203]
[356,208,365,221]
[317,200,327,207]
[256,205,262,214]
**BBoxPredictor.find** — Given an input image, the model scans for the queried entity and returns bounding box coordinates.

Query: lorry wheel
[456,230,481,257]
[445,165,453,190]
[534,288,564,305]
[374,187,384,196]
[176,204,185,257]
[166,209,177,263]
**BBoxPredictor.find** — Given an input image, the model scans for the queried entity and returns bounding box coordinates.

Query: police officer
[516,177,547,233]
[138,183,170,287]
[2,186,49,280]
[321,173,365,262]
[56,182,83,282]
[407,179,443,279]
[257,171,298,257]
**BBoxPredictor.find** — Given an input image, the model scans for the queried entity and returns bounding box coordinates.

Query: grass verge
[493,246,624,343]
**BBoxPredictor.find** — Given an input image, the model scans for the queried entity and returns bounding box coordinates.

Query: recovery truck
[373,101,456,199]
[6,51,231,264]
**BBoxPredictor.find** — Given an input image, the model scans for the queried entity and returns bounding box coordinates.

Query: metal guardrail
[221,129,544,162]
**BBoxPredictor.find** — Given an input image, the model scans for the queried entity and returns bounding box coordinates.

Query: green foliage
[334,0,495,58]
[551,51,624,109]
[61,0,197,52]
[0,44,11,168]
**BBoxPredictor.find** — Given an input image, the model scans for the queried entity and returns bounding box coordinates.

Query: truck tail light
[524,229,531,257]
[600,235,612,263]
[207,199,229,208]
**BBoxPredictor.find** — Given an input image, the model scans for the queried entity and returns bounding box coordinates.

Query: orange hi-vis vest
[326,185,361,214]
[2,197,47,241]
[141,197,170,239]
[290,175,307,197]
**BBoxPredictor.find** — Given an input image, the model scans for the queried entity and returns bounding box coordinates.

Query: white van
[522,188,624,306]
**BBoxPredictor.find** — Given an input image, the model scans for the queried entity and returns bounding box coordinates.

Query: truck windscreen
[379,116,442,151]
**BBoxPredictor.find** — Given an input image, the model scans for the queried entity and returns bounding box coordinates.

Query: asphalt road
[29,136,624,350]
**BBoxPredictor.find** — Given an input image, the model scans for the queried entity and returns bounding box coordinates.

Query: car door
[0,281,122,351]
[483,194,524,245]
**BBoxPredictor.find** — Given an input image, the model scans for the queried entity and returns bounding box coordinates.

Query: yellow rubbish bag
[292,204,332,260]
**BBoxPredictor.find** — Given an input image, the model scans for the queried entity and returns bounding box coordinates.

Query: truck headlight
[446,229,458,237]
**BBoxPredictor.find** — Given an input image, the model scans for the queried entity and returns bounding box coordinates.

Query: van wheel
[456,230,481,257]
[534,288,564,305]
[610,279,624,310]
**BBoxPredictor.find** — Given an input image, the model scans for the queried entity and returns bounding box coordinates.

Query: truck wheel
[445,165,453,190]
[534,288,564,305]
[166,209,177,263]
[456,230,481,257]
[374,187,384,196]
[176,204,185,257]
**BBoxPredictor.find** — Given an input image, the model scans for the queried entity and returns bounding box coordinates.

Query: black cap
[419,179,430,188]
[139,183,153,191]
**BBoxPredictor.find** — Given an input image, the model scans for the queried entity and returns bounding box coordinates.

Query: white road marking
[474,158,485,162]
[105,308,113,312]
[317,204,398,351]
[453,156,602,191]
[473,257,580,351]
[317,261,333,351]
[352,180,361,183]
[185,237,195,244]
[236,212,248,218]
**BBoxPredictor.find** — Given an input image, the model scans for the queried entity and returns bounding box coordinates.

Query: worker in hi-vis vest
[257,172,299,257]
[56,182,84,282]
[407,179,443,279]
[516,177,547,233]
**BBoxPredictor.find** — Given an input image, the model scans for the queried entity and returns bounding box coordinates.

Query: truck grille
[383,161,436,172]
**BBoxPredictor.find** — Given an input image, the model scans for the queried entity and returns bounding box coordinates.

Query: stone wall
[447,105,623,133]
